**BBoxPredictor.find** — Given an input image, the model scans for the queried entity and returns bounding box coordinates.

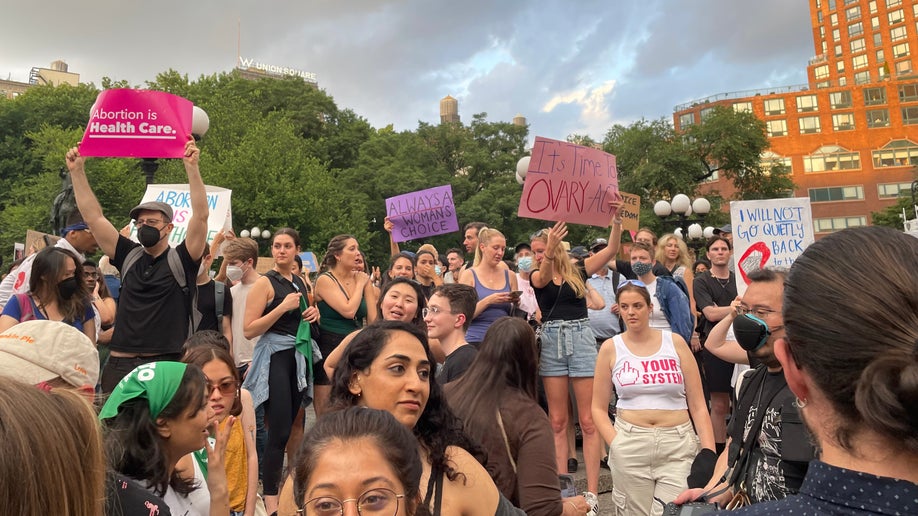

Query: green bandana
[99,361,188,420]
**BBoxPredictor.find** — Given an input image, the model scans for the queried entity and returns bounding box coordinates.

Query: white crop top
[611,331,687,411]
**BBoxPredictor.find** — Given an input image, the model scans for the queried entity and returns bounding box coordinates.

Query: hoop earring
[794,397,808,409]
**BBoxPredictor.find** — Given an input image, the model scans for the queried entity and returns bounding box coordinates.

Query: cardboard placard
[385,185,458,243]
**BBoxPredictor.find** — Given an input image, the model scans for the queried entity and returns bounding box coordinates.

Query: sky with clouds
[2,0,814,142]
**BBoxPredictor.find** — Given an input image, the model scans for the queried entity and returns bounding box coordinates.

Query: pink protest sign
[79,89,193,158]
[517,136,619,227]
[385,185,458,243]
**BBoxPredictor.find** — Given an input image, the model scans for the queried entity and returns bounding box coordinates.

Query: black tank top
[264,270,306,336]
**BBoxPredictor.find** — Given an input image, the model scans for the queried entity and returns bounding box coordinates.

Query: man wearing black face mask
[66,138,209,392]
[674,268,813,508]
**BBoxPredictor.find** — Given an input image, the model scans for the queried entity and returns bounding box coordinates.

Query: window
[679,112,695,128]
[830,91,852,108]
[894,42,910,58]
[887,0,902,7]
[870,0,878,13]
[822,40,829,54]
[877,49,886,63]
[831,13,839,26]
[867,108,890,127]
[829,0,836,9]
[891,26,908,41]
[761,151,792,176]
[847,5,861,20]
[700,107,716,120]
[878,182,915,197]
[839,76,848,86]
[874,33,883,46]
[855,70,871,84]
[804,145,861,172]
[764,98,786,115]
[809,186,865,202]
[796,94,818,112]
[835,43,844,57]
[833,113,856,130]
[850,38,866,53]
[815,216,867,232]
[815,65,830,80]
[896,60,913,75]
[767,119,788,137]
[902,106,918,124]
[872,139,918,165]
[817,81,831,89]
[849,22,864,37]
[853,54,869,69]
[834,28,842,41]
[879,64,889,79]
[899,84,918,101]
[733,102,752,113]
[888,8,904,24]
[818,10,824,23]
[872,15,881,30]
[837,60,846,74]
[799,116,822,134]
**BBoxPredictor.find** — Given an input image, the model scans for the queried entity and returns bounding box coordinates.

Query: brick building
[674,0,918,235]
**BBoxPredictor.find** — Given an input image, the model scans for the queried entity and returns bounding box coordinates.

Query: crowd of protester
[1,146,917,516]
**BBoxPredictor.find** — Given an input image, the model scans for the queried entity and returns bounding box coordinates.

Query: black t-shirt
[439,344,478,384]
[195,280,234,332]
[615,259,672,280]
[111,237,201,354]
[105,473,172,516]
[693,270,737,338]
[533,264,589,321]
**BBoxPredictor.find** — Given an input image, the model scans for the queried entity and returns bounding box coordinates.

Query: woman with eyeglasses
[591,281,714,515]
[459,227,519,347]
[0,246,94,342]
[184,343,258,516]
[243,228,320,515]
[297,320,523,515]
[284,407,430,516]
[528,213,623,496]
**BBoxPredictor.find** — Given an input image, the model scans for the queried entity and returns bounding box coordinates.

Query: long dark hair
[783,226,918,453]
[376,277,428,329]
[328,320,479,482]
[29,246,87,323]
[292,407,430,516]
[447,317,539,434]
[182,343,242,417]
[319,234,357,273]
[102,364,209,497]
[381,252,417,290]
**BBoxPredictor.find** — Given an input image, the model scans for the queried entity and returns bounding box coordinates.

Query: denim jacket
[655,276,695,344]
[242,331,320,409]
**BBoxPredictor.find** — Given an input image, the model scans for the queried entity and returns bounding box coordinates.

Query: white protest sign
[730,197,814,296]
[130,184,233,247]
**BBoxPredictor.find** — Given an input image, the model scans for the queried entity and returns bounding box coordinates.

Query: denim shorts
[539,318,597,377]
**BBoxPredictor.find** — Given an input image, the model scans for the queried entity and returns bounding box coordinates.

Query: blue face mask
[631,261,653,276]
[517,256,533,272]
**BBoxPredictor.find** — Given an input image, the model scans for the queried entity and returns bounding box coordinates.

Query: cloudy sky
[2,1,813,142]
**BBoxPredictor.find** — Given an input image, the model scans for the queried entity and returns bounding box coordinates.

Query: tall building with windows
[673,0,918,235]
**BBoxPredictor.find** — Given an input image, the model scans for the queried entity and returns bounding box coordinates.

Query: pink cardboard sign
[79,89,193,158]
[517,137,619,227]
[386,185,458,243]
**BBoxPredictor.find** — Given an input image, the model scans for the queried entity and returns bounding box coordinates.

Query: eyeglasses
[421,306,455,318]
[530,229,549,240]
[135,218,164,227]
[617,279,646,291]
[736,306,778,319]
[298,488,405,516]
[206,379,240,396]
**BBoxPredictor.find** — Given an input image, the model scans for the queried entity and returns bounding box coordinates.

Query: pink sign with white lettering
[79,89,193,158]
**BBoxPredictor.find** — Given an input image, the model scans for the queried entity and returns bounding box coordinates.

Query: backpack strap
[119,246,147,285]
[214,281,225,327]
[165,247,199,336]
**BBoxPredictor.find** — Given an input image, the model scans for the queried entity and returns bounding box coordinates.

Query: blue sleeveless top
[465,269,512,343]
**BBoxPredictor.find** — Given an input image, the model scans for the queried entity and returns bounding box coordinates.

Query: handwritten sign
[79,89,193,158]
[618,192,641,232]
[517,137,619,227]
[128,184,233,247]
[730,198,814,295]
[385,185,458,243]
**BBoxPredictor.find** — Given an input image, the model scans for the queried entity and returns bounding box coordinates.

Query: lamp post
[138,105,210,185]
[654,194,714,251]
[239,227,272,240]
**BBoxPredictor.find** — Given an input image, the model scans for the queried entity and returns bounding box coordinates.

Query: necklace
[714,276,731,289]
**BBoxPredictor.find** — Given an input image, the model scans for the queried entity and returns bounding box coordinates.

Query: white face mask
[225,265,244,282]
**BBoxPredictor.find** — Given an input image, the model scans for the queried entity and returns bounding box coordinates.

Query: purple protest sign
[517,136,619,227]
[385,185,458,243]
[79,89,193,159]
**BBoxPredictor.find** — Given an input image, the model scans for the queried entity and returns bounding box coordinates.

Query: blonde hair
[531,228,586,297]
[0,378,106,516]
[655,234,692,271]
[472,227,506,267]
